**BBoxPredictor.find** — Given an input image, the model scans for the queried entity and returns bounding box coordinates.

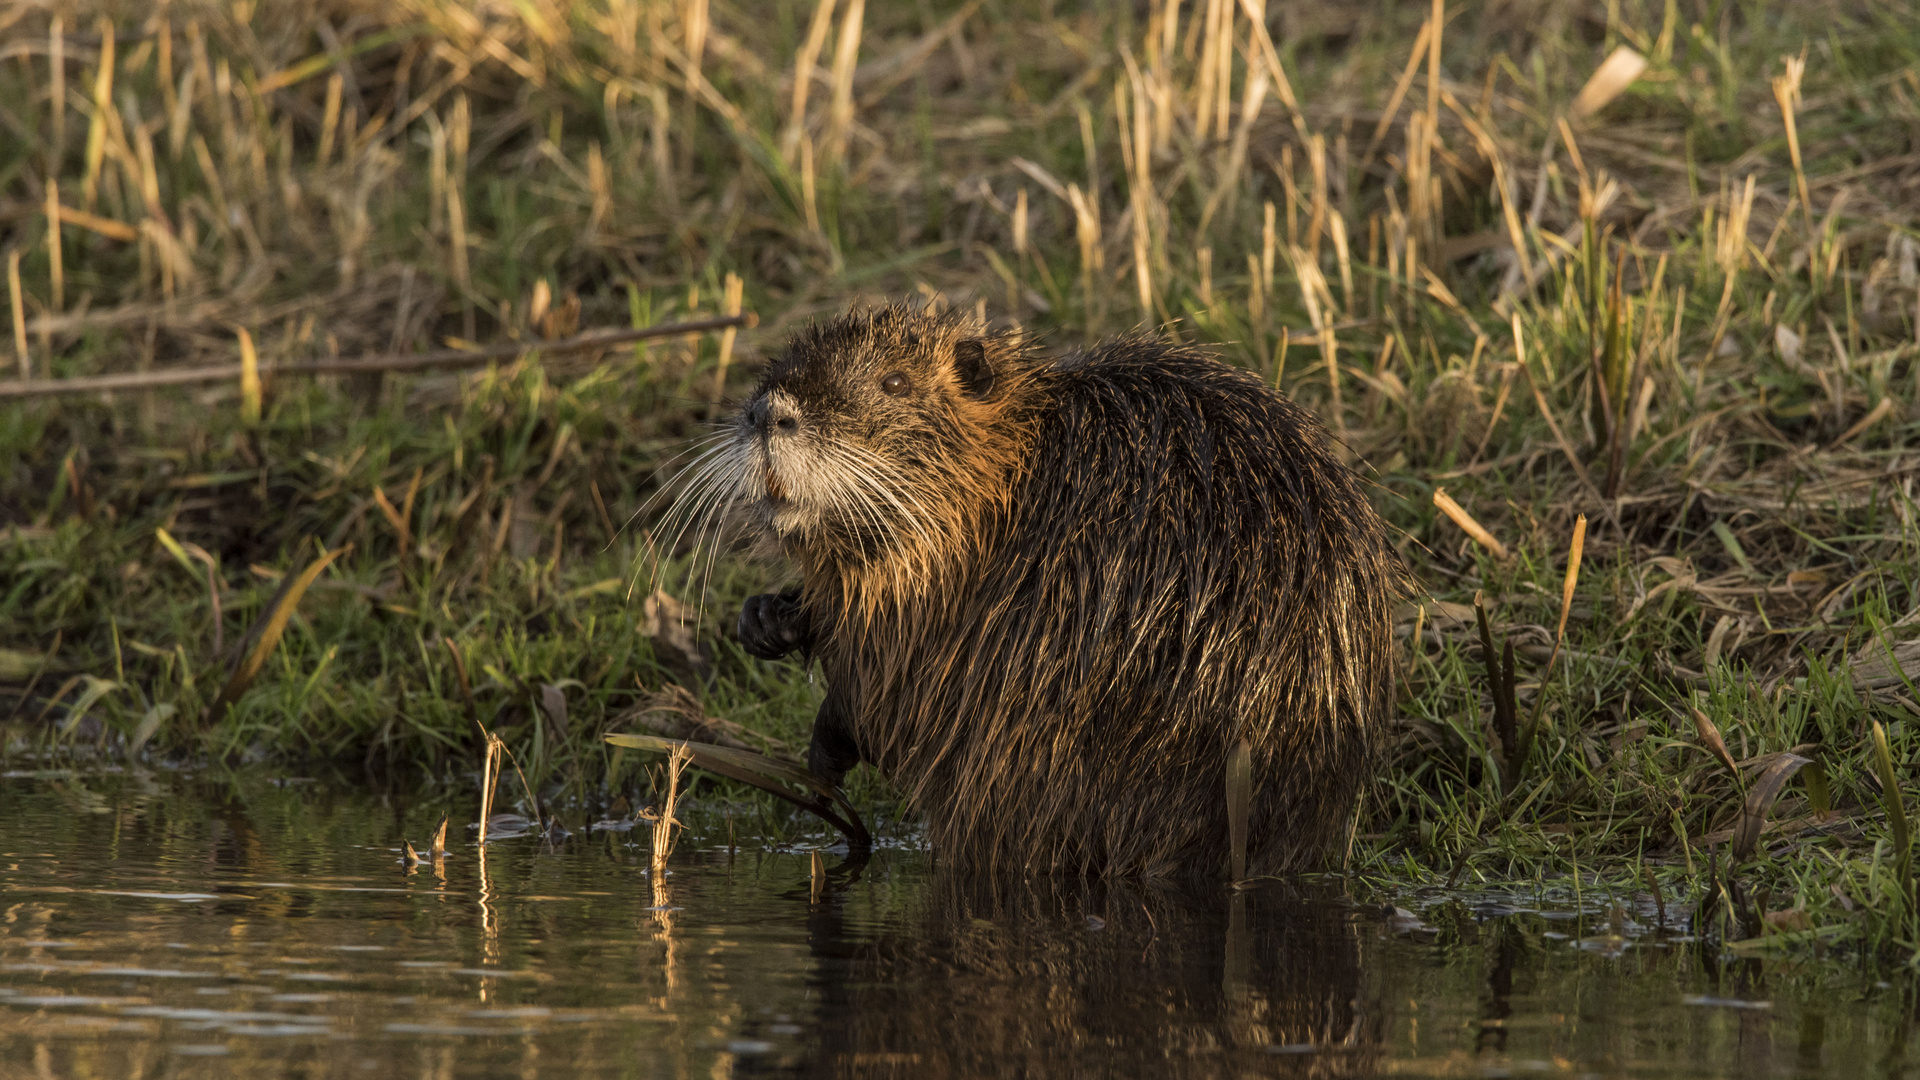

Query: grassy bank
[3,0,1919,954]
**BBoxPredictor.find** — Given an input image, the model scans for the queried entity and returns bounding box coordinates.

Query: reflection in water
[0,769,1915,1079]
[791,870,1380,1078]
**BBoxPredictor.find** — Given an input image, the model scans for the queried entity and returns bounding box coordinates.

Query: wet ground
[0,768,1914,1078]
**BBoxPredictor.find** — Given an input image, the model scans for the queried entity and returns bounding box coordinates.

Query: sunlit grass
[1,0,1918,955]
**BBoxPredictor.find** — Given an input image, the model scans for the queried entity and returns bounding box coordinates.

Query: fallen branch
[0,314,756,400]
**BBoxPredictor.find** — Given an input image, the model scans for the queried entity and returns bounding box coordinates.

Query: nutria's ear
[953,338,995,399]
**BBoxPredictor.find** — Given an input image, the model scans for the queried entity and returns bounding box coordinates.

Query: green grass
[3,0,1920,956]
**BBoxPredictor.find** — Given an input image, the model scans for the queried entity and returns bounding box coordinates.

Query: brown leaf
[1689,708,1740,777]
[1732,752,1813,863]
[614,683,787,755]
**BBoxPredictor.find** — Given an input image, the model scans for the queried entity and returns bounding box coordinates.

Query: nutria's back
[710,303,1402,877]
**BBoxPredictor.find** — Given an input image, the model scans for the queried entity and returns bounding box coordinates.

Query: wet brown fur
[695,302,1404,877]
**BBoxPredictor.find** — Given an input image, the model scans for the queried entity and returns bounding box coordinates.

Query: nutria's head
[701,304,1036,599]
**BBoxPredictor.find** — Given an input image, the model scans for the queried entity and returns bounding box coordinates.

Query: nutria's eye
[880,371,911,396]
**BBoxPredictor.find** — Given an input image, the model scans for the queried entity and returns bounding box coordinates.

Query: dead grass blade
[784,0,837,161]
[1502,514,1586,790]
[1689,707,1741,777]
[1570,46,1648,120]
[712,271,743,398]
[8,250,27,378]
[605,732,870,847]
[49,203,138,242]
[856,0,986,110]
[235,326,260,425]
[1830,397,1894,448]
[1360,17,1430,170]
[1432,487,1510,560]
[1731,752,1812,863]
[372,471,421,557]
[1773,53,1811,231]
[155,527,224,655]
[205,544,348,725]
[823,0,865,171]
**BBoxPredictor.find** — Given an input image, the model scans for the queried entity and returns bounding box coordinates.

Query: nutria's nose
[752,394,801,438]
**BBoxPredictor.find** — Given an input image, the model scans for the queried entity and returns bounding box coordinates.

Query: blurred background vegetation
[2,0,1920,950]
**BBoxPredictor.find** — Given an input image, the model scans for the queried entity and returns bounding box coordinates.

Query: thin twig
[0,315,756,399]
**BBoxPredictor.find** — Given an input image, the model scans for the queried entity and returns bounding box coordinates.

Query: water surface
[0,769,1912,1078]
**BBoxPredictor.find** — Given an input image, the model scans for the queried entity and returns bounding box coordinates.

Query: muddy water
[0,769,1912,1078]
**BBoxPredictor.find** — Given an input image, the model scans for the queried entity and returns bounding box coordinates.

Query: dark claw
[737,591,810,660]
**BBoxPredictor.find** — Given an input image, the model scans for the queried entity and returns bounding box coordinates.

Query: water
[0,769,1913,1078]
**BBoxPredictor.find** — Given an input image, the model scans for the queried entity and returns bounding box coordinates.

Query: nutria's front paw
[738,591,810,660]
[807,734,858,788]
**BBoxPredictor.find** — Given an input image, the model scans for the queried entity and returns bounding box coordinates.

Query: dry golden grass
[1,0,1919,949]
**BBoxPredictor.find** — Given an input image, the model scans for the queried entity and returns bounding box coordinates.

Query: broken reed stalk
[1480,515,1585,798]
[823,0,865,172]
[0,315,755,399]
[651,741,693,880]
[7,251,26,378]
[785,0,837,161]
[712,272,744,398]
[235,326,260,425]
[477,727,504,844]
[1773,55,1812,237]
[1359,17,1430,173]
[1518,515,1587,751]
[1432,486,1510,560]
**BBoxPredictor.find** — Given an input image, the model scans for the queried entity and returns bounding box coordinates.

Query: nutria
[687,302,1402,877]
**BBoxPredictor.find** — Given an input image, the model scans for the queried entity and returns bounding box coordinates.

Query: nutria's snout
[744,391,802,440]
[739,388,809,534]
